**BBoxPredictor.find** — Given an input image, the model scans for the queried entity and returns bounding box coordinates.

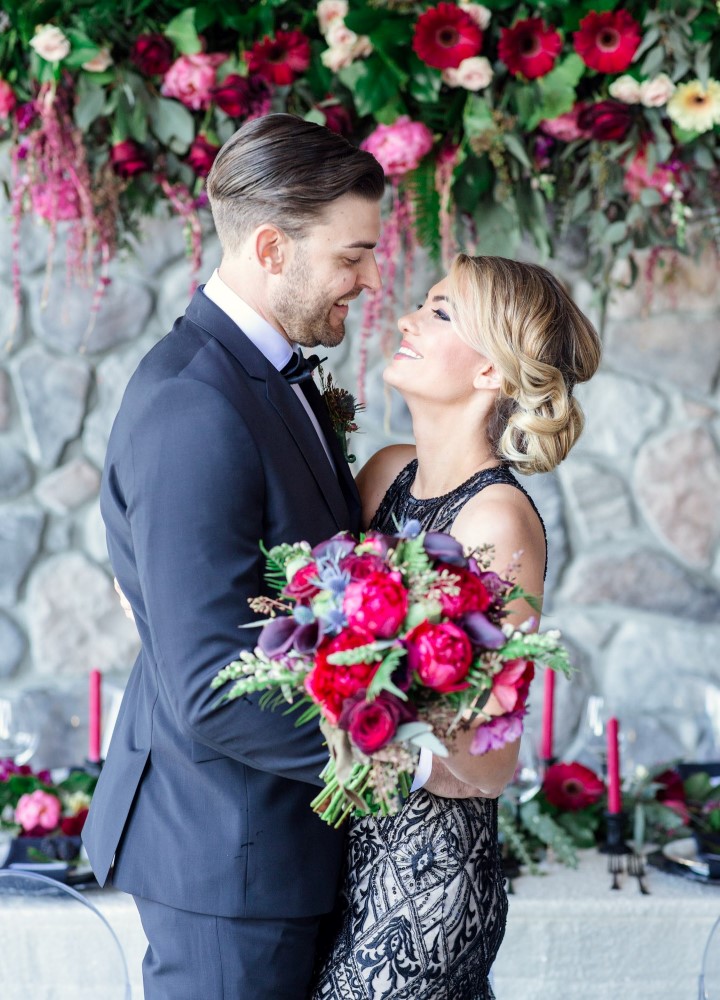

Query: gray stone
[82,342,147,468]
[515,470,568,603]
[573,372,666,463]
[0,441,32,499]
[0,278,24,357]
[0,505,44,604]
[27,553,140,676]
[13,346,91,469]
[83,500,109,564]
[0,611,26,677]
[35,458,100,514]
[560,460,635,540]
[44,516,73,553]
[27,269,154,355]
[635,425,720,567]
[0,368,11,429]
[0,207,55,278]
[607,244,720,320]
[560,546,720,621]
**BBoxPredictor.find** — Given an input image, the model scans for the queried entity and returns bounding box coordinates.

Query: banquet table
[1,850,717,998]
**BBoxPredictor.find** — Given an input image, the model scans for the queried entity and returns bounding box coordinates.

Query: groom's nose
[358,252,381,291]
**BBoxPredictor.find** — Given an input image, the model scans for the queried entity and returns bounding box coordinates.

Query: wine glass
[505,735,542,815]
[0,694,40,766]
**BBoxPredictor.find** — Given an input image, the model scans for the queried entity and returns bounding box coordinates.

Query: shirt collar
[202,269,294,371]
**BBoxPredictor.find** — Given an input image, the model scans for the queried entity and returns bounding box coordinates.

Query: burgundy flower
[498,17,562,80]
[110,139,151,178]
[211,73,273,119]
[406,620,473,692]
[577,100,634,142]
[573,10,642,75]
[542,761,605,811]
[130,33,174,76]
[412,2,483,70]
[246,30,311,86]
[320,100,353,136]
[186,134,220,177]
[339,690,416,754]
[305,627,380,725]
[60,807,89,836]
[343,570,409,638]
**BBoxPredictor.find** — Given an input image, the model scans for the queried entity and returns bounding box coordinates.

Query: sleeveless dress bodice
[312,461,545,1000]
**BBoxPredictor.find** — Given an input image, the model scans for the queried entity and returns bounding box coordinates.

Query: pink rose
[31,179,81,221]
[339,690,415,754]
[343,570,408,638]
[442,55,493,91]
[15,789,62,834]
[639,73,675,108]
[162,53,227,111]
[491,658,535,713]
[0,79,17,118]
[540,103,589,142]
[608,74,642,105]
[361,116,434,177]
[406,620,473,692]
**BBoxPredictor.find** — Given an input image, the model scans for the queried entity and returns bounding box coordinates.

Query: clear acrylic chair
[699,914,720,1000]
[0,868,131,999]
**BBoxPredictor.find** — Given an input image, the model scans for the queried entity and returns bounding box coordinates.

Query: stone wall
[0,204,719,771]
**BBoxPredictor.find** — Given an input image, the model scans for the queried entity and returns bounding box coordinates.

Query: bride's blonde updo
[449,254,601,475]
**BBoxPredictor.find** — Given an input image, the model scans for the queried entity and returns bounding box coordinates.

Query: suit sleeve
[125,377,329,786]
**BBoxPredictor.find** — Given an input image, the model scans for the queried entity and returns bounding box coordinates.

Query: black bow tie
[281,352,326,385]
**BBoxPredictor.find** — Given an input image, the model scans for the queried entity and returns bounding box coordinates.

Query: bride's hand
[114,577,135,623]
[423,756,482,799]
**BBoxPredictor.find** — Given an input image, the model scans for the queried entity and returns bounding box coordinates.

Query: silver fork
[608,852,624,890]
[628,852,650,895]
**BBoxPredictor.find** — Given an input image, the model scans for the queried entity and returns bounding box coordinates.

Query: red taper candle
[541,668,555,762]
[88,669,102,763]
[606,716,622,814]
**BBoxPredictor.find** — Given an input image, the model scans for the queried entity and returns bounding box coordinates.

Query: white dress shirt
[202,270,335,472]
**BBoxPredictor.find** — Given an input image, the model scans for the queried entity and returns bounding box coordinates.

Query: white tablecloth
[1,851,717,998]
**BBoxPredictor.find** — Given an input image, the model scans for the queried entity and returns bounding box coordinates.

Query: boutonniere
[317,366,364,464]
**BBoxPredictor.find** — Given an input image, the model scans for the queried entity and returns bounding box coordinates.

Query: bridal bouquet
[213,522,571,827]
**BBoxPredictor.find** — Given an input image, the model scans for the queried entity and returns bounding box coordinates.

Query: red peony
[186,134,220,177]
[110,139,151,178]
[339,690,416,754]
[573,10,642,75]
[491,658,535,713]
[246,30,311,86]
[130,33,174,76]
[498,17,562,80]
[412,2,483,71]
[577,99,634,141]
[343,570,409,638]
[438,563,491,617]
[406,620,473,692]
[284,561,321,602]
[542,761,605,811]
[305,627,381,725]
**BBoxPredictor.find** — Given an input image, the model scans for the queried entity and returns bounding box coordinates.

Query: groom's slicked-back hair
[207,113,385,255]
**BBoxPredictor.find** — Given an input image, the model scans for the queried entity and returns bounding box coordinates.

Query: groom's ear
[254,224,289,274]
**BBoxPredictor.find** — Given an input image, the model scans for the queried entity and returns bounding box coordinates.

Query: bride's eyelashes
[432,308,450,322]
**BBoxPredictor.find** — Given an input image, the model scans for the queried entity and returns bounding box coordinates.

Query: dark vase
[693,828,720,859]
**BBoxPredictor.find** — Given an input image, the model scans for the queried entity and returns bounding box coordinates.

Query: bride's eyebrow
[432,295,451,304]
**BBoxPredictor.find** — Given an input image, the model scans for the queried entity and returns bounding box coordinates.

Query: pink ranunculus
[343,570,408,638]
[491,658,535,713]
[339,690,416,754]
[361,116,434,177]
[471,710,525,754]
[0,79,17,118]
[540,103,589,142]
[162,53,227,111]
[406,620,473,692]
[623,149,677,203]
[15,789,62,834]
[31,179,81,221]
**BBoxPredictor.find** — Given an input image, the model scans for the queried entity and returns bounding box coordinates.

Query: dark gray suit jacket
[82,289,361,918]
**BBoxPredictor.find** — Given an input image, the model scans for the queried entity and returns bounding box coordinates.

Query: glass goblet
[0,694,40,766]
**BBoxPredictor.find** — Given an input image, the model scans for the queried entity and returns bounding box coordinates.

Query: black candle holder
[541,756,557,773]
[599,810,631,855]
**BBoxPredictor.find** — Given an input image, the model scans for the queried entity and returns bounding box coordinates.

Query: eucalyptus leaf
[74,76,106,130]
[149,96,196,152]
[166,8,202,56]
[409,730,449,757]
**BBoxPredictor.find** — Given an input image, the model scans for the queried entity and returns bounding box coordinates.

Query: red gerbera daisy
[573,10,642,75]
[246,29,311,86]
[412,2,483,70]
[498,17,562,80]
[542,761,606,812]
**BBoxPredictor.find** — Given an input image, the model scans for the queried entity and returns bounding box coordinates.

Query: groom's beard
[272,246,359,349]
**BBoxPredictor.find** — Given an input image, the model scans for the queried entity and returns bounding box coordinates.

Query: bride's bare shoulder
[355,444,416,529]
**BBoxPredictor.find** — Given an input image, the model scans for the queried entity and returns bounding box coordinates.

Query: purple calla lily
[422,531,467,567]
[459,611,506,650]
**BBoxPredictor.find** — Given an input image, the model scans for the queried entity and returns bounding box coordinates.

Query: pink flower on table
[471,709,524,754]
[15,789,62,834]
[542,761,605,810]
[361,116,434,177]
[162,53,227,111]
[31,179,81,221]
[0,79,17,118]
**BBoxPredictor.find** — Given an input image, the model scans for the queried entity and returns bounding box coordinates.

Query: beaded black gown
[312,461,546,1000]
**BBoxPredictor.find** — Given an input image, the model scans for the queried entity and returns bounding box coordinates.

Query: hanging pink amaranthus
[158,177,204,295]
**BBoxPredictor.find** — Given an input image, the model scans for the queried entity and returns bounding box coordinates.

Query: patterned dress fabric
[313,462,545,1000]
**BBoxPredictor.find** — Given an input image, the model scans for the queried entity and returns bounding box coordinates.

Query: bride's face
[384,277,488,404]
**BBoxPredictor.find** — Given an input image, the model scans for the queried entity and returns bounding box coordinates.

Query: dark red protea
[498,17,562,80]
[412,2,483,70]
[542,761,606,811]
[110,139,151,178]
[573,10,642,74]
[186,134,220,177]
[130,33,174,76]
[245,30,311,86]
[577,99,635,141]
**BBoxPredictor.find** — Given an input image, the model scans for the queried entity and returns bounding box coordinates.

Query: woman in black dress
[312,254,601,1000]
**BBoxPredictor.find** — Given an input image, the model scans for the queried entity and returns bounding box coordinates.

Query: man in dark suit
[82,114,384,999]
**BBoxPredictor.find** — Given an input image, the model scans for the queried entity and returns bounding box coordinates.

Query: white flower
[30,24,71,63]
[317,0,349,36]
[326,20,358,49]
[639,73,676,108]
[667,78,720,133]
[460,2,492,30]
[608,74,641,104]
[352,36,373,60]
[442,56,493,92]
[321,44,355,73]
[82,48,113,73]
